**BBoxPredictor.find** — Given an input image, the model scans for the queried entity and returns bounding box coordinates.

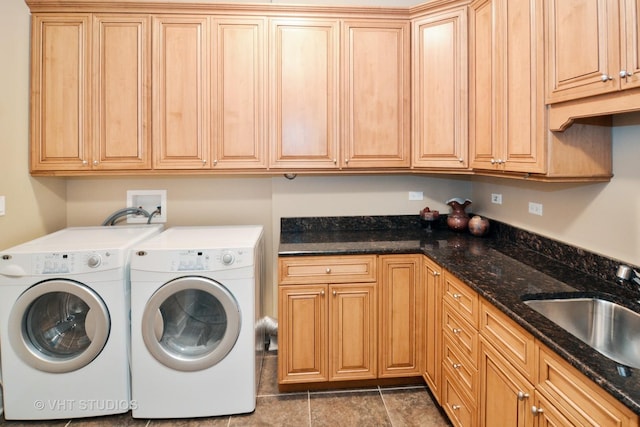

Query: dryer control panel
[167,248,254,272]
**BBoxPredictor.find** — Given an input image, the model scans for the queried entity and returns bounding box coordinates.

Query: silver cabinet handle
[332,290,337,296]
[452,328,462,334]
[517,391,529,401]
[452,404,461,411]
[531,405,544,415]
[93,160,98,166]
[82,160,88,166]
[452,293,462,299]
[325,268,331,274]
[320,290,325,296]
[601,74,613,82]
[452,363,462,369]
[620,70,633,78]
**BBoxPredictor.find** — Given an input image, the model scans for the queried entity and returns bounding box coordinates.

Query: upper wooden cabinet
[411,6,469,170]
[31,14,151,172]
[152,15,210,170]
[269,18,410,170]
[342,20,410,169]
[268,19,340,169]
[153,16,266,170]
[545,0,640,104]
[469,0,546,174]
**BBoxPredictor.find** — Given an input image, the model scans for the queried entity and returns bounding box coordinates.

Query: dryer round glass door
[8,279,111,373]
[141,276,241,372]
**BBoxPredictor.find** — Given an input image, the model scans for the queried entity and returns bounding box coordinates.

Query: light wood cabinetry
[154,16,266,170]
[269,18,410,170]
[378,254,422,378]
[152,15,209,169]
[411,5,468,170]
[479,300,535,426]
[469,0,546,174]
[441,270,479,426]
[421,256,442,402]
[536,344,639,427]
[269,18,339,169]
[211,18,267,169]
[342,20,410,169]
[544,0,640,104]
[278,255,377,385]
[31,14,151,172]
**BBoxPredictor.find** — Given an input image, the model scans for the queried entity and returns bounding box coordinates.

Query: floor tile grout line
[307,390,312,427]
[378,386,394,427]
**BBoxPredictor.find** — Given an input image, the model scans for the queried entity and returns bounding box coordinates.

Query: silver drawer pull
[452,293,462,299]
[325,268,331,274]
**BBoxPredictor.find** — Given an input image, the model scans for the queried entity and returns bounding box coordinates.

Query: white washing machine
[129,226,264,419]
[0,225,163,420]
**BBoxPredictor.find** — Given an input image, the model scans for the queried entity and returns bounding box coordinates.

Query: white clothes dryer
[129,226,264,419]
[0,225,163,420]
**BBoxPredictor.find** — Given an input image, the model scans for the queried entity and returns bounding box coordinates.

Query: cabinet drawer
[443,334,478,405]
[479,299,535,383]
[279,255,377,284]
[442,369,477,427]
[443,271,479,327]
[443,302,478,366]
[537,345,639,427]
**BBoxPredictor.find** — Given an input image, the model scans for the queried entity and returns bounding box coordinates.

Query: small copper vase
[446,198,472,232]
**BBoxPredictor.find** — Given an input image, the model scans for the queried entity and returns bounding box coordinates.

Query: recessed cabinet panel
[412,9,468,169]
[622,0,640,91]
[545,0,619,102]
[153,16,209,169]
[94,15,151,170]
[212,18,266,169]
[343,21,410,168]
[31,15,91,171]
[269,19,339,169]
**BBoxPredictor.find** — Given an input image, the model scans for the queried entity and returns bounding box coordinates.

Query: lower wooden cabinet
[278,253,639,427]
[422,256,443,402]
[378,254,422,378]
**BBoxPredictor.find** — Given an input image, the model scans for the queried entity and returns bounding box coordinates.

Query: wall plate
[126,190,167,223]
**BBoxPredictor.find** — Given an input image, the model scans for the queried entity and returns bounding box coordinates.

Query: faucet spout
[616,264,640,291]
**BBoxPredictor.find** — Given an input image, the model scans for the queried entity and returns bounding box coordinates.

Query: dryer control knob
[221,252,235,265]
[87,254,102,268]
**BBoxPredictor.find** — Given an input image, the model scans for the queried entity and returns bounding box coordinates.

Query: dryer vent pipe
[258,316,278,336]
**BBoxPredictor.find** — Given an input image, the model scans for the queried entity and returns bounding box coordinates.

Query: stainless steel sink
[523,297,640,369]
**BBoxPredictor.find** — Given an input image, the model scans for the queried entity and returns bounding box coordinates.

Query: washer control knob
[87,254,102,268]
[221,252,235,265]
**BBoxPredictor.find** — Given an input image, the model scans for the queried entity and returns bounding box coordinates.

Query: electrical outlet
[491,193,502,204]
[409,191,424,201]
[126,190,167,223]
[528,202,543,216]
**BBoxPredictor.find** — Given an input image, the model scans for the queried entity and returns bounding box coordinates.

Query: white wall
[0,0,67,250]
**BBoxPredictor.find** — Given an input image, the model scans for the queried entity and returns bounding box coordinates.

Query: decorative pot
[446,198,471,232]
[468,215,490,237]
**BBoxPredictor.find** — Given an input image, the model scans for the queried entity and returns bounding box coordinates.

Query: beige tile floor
[0,353,451,426]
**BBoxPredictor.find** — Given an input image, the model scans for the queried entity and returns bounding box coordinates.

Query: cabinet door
[342,21,410,169]
[378,254,421,378]
[278,285,328,384]
[422,257,442,402]
[30,14,91,172]
[93,15,151,170]
[544,0,620,103]
[500,0,545,173]
[621,0,640,90]
[412,8,468,169]
[269,19,339,169]
[211,17,266,169]
[479,338,534,427]
[329,284,377,381]
[469,0,497,171]
[153,16,210,169]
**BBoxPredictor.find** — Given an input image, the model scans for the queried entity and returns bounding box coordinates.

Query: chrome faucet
[616,265,640,290]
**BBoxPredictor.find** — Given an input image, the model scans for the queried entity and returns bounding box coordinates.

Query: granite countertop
[279,218,640,415]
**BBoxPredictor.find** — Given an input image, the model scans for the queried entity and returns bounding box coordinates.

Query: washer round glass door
[141,276,241,372]
[8,279,110,373]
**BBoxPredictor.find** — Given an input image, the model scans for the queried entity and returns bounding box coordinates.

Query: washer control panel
[30,251,118,274]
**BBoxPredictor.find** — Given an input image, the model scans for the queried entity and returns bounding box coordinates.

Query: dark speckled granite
[279,215,640,415]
